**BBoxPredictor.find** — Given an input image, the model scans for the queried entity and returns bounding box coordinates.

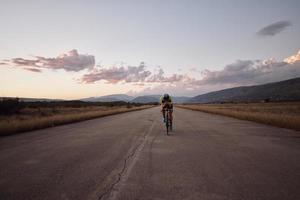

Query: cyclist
[160,93,173,123]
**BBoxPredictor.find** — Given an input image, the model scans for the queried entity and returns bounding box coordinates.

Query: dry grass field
[177,102,300,131]
[0,105,153,136]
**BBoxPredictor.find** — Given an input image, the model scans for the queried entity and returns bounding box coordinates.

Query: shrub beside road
[0,98,155,136]
[177,102,300,131]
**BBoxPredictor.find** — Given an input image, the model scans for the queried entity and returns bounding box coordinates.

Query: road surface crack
[98,120,156,200]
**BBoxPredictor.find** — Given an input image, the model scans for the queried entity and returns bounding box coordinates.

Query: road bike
[164,108,173,135]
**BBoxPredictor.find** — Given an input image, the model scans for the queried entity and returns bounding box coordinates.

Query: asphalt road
[0,107,300,200]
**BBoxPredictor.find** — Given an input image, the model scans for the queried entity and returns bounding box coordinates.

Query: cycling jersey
[160,96,173,104]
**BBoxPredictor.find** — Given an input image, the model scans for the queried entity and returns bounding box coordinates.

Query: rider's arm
[160,96,163,105]
[160,96,164,111]
[170,96,173,103]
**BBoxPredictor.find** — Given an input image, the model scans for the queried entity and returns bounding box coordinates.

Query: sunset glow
[1,0,300,99]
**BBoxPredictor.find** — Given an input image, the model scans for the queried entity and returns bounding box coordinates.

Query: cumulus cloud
[284,50,300,64]
[81,62,151,84]
[80,49,300,97]
[134,50,300,96]
[80,63,191,84]
[2,49,95,72]
[199,59,300,86]
[146,67,187,83]
[199,50,300,86]
[3,47,299,97]
[257,21,292,36]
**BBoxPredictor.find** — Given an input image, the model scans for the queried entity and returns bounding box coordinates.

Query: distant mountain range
[1,94,190,104]
[130,95,160,103]
[188,77,300,103]
[82,77,300,104]
[3,77,300,104]
[80,94,134,102]
[124,95,191,104]
[81,94,191,104]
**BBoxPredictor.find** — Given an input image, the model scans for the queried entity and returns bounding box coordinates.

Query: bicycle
[164,108,173,135]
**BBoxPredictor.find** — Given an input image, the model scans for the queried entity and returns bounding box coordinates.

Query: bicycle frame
[164,108,172,135]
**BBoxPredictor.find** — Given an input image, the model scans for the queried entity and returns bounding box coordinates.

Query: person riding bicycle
[160,93,173,123]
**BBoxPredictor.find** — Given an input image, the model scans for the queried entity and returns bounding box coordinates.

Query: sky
[1,0,300,99]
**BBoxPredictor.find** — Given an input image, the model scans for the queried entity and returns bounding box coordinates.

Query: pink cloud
[2,49,95,72]
[133,50,300,96]
[80,64,195,85]
[81,62,151,84]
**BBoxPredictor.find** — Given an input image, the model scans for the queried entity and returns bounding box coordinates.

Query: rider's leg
[161,105,166,121]
[168,110,173,131]
[170,104,173,122]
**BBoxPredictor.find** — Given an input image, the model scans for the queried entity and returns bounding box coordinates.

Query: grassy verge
[177,102,300,131]
[0,105,154,136]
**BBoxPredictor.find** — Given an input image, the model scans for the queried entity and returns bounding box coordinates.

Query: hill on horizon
[130,95,161,103]
[188,77,300,103]
[130,95,191,103]
[4,77,300,104]
[80,94,134,102]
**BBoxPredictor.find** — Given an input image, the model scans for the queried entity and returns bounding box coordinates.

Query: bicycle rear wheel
[165,111,169,135]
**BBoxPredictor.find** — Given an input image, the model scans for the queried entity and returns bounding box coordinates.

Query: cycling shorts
[162,103,173,112]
